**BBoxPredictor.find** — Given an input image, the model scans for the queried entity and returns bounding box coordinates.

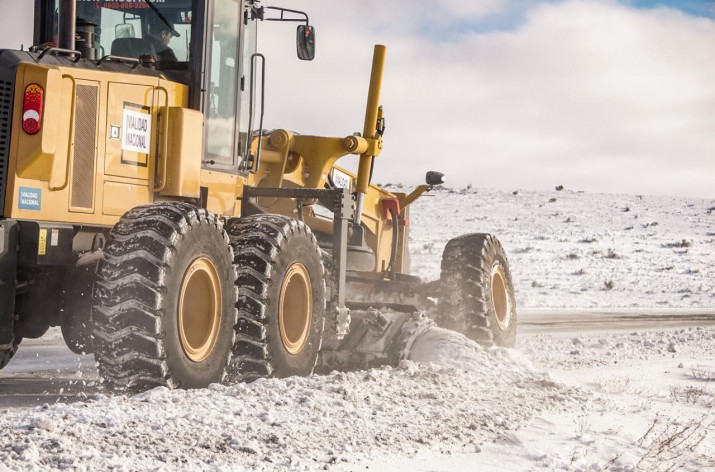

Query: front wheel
[437,233,516,347]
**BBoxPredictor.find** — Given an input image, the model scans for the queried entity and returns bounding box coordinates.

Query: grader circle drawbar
[0,0,516,390]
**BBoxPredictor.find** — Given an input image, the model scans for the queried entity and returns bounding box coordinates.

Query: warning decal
[38,229,47,256]
[121,108,152,154]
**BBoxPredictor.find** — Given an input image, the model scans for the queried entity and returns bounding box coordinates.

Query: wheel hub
[178,257,222,363]
[491,264,512,331]
[279,263,313,355]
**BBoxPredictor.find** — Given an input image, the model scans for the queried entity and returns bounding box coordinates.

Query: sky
[1,0,713,198]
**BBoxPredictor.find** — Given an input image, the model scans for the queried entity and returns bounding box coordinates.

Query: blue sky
[628,0,715,18]
[418,0,715,39]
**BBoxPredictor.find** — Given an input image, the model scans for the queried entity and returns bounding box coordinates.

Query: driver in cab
[146,16,180,65]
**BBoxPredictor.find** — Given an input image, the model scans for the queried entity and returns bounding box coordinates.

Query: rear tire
[93,202,237,391]
[437,233,516,347]
[226,215,326,381]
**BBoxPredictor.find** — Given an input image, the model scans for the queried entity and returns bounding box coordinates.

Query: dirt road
[1,310,713,409]
[519,309,715,334]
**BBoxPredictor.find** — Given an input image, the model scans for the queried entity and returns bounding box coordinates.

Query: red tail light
[22,84,44,135]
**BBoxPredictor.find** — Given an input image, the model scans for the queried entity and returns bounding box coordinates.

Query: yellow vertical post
[355,44,386,225]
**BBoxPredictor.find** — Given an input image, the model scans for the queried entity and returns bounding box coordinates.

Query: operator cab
[33,0,315,173]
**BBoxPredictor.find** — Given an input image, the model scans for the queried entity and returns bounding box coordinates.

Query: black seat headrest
[110,38,157,59]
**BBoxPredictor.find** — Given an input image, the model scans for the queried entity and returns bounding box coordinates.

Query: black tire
[437,233,516,347]
[226,214,326,381]
[93,202,237,391]
[0,340,20,371]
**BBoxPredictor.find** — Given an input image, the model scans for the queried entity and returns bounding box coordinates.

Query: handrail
[153,86,171,192]
[37,47,82,63]
[49,74,77,191]
[96,55,142,69]
[245,53,266,174]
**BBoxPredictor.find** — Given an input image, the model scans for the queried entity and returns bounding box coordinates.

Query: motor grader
[0,0,516,390]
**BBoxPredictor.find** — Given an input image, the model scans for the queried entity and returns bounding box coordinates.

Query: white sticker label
[50,229,59,247]
[121,108,152,154]
[331,168,352,190]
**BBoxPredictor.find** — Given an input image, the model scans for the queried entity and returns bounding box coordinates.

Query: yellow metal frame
[5,44,423,275]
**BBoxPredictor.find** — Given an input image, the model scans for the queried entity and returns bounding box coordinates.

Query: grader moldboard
[0,0,516,390]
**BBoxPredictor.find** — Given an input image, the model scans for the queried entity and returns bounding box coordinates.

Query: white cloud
[0,1,712,198]
[261,1,715,198]
[0,3,33,50]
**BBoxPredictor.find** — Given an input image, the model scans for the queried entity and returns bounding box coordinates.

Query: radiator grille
[70,84,98,209]
[0,79,13,216]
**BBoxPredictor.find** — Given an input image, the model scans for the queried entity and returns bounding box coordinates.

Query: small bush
[548,197,557,203]
[531,281,544,288]
[635,415,713,471]
[669,385,712,405]
[555,185,564,191]
[662,239,691,249]
[578,237,598,244]
[691,365,715,381]
[604,248,620,259]
[566,253,580,260]
[603,280,614,291]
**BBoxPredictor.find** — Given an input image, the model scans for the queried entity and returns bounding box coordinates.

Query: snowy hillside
[406,186,715,309]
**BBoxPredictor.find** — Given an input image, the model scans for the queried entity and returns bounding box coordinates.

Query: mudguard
[0,219,19,347]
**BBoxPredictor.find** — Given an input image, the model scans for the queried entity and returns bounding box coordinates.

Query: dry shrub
[635,415,713,471]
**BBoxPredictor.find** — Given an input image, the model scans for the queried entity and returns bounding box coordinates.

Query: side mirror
[426,171,445,186]
[296,25,315,61]
[115,23,135,39]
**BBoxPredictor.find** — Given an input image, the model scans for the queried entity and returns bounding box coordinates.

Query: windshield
[65,0,194,67]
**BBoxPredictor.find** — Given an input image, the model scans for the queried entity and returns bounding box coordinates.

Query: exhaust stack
[58,0,77,51]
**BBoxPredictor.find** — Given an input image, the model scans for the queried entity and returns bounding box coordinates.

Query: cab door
[202,0,261,174]
[202,0,241,171]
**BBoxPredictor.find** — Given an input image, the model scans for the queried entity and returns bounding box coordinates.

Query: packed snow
[1,187,714,471]
[347,327,715,471]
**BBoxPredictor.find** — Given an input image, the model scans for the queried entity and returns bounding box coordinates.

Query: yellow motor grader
[0,0,516,390]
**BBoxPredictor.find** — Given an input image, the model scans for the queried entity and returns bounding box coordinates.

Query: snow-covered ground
[1,187,714,471]
[407,187,715,309]
[352,328,715,471]
[2,327,713,471]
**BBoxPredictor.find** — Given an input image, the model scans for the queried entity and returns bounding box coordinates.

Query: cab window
[64,0,195,69]
[203,0,240,168]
